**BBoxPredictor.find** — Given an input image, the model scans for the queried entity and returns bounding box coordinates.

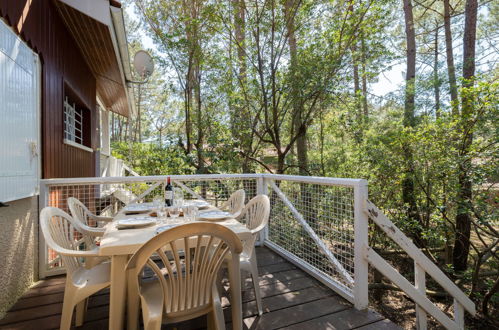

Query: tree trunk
[452,0,478,272]
[443,0,459,115]
[402,0,422,245]
[434,24,441,119]
[361,36,368,120]
[285,0,308,176]
[232,0,252,173]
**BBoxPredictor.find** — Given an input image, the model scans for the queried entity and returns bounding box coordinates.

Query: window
[63,84,92,152]
[64,96,83,145]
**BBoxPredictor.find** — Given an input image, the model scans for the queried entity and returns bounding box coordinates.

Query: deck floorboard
[0,247,400,330]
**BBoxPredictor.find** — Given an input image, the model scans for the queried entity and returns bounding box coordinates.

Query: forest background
[109,0,498,327]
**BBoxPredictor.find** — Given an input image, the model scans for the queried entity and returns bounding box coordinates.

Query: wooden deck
[0,247,400,330]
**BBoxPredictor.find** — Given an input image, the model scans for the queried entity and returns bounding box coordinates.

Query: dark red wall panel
[0,0,97,179]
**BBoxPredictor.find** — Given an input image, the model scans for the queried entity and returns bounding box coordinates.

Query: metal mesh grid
[266,180,356,293]
[45,180,164,271]
[43,177,259,273]
[174,178,258,207]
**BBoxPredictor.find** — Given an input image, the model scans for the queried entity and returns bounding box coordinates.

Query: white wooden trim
[174,180,206,201]
[263,174,364,187]
[41,174,262,185]
[122,163,140,176]
[415,261,428,330]
[127,181,162,205]
[63,139,93,153]
[365,200,475,315]
[264,240,354,303]
[353,181,369,310]
[454,300,464,329]
[270,180,354,285]
[365,247,460,330]
[257,177,269,246]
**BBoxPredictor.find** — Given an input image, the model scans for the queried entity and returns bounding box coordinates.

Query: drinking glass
[185,206,199,222]
[169,206,181,219]
[153,196,163,210]
[157,206,168,223]
[173,188,184,207]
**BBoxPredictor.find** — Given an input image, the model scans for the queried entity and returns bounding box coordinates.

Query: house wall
[0,0,99,317]
[0,0,98,179]
[0,197,38,318]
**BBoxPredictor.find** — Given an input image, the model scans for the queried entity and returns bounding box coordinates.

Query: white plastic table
[99,205,250,330]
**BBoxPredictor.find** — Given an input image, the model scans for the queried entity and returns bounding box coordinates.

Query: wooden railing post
[354,180,369,310]
[415,261,428,329]
[454,299,464,329]
[257,175,269,246]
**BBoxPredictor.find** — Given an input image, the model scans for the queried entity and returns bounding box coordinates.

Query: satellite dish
[133,50,154,79]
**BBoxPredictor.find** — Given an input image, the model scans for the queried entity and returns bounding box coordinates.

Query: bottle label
[165,191,173,199]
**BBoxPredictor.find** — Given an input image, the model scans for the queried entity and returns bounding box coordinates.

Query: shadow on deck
[0,247,400,330]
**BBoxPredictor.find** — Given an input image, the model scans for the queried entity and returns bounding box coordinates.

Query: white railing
[38,173,475,329]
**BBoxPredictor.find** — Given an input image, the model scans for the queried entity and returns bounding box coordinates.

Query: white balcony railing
[38,174,475,329]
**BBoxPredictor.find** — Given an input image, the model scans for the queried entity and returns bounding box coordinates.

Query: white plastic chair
[67,197,113,237]
[220,189,246,218]
[40,207,110,330]
[232,194,270,315]
[126,222,243,330]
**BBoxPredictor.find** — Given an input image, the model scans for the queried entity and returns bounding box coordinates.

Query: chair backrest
[68,197,94,227]
[238,195,270,256]
[40,207,85,276]
[126,222,243,317]
[68,197,98,247]
[223,189,245,217]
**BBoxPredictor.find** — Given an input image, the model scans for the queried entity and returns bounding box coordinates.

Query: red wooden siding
[0,0,97,179]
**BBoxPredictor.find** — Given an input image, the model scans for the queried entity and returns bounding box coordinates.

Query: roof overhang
[54,0,135,118]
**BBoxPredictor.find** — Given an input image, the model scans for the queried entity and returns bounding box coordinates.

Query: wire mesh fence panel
[43,179,164,273]
[173,178,258,208]
[266,179,356,295]
[41,176,260,275]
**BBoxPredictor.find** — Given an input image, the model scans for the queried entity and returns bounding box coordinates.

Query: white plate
[155,224,182,235]
[124,203,153,213]
[198,211,232,221]
[117,217,156,228]
[184,200,211,209]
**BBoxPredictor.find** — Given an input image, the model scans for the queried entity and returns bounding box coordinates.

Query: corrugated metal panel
[0,19,40,202]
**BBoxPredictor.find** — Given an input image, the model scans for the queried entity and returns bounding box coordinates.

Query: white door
[0,19,41,203]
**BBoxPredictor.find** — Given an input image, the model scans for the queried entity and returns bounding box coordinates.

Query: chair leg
[250,255,263,315]
[210,287,225,330]
[75,298,88,326]
[127,269,141,330]
[60,286,76,330]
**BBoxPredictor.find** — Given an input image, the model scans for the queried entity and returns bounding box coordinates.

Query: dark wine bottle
[164,177,173,206]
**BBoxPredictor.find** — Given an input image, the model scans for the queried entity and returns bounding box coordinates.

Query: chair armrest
[84,227,106,237]
[90,214,114,222]
[50,245,101,258]
[249,223,266,235]
[72,221,106,237]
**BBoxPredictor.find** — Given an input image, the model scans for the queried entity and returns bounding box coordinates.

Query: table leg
[228,257,242,330]
[109,255,128,329]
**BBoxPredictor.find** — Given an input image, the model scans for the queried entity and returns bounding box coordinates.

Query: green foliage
[111,141,195,176]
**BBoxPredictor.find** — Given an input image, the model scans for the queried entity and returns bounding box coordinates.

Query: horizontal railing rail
[364,201,475,329]
[38,173,475,329]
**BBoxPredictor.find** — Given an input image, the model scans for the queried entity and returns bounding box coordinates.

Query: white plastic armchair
[232,194,270,315]
[219,189,245,218]
[40,207,110,330]
[126,222,243,330]
[68,197,113,237]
